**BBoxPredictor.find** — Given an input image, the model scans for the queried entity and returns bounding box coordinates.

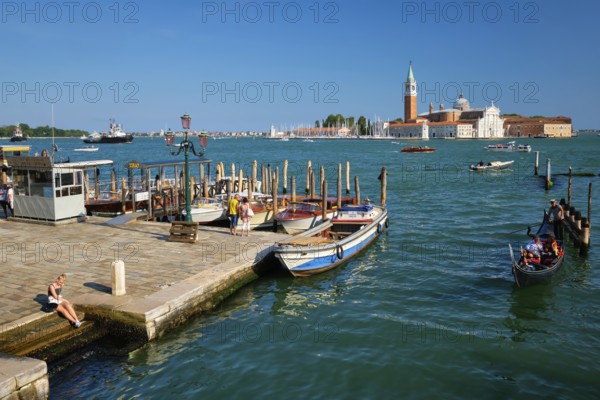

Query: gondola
[508,211,565,287]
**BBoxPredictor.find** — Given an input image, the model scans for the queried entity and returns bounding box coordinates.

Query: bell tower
[404,62,417,122]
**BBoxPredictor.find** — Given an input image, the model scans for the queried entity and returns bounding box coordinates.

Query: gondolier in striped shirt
[548,199,564,241]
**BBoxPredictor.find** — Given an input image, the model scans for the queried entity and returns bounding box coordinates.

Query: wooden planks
[169,221,199,243]
[277,236,333,247]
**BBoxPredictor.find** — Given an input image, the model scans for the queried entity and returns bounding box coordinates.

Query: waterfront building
[390,63,505,140]
[504,116,572,138]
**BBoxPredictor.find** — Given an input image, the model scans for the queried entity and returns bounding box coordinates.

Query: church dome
[453,93,470,110]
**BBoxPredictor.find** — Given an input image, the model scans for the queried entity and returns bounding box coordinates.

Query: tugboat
[83,119,133,144]
[9,125,27,142]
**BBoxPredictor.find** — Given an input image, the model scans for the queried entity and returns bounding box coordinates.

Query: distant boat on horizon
[83,119,133,144]
[9,125,27,142]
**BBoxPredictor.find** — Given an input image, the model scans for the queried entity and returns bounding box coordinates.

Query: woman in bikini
[48,273,82,328]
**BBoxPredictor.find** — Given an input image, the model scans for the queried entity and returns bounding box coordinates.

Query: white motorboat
[74,145,99,152]
[183,197,227,223]
[469,160,515,171]
[273,204,388,277]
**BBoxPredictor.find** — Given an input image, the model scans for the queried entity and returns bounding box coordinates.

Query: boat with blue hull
[273,204,388,277]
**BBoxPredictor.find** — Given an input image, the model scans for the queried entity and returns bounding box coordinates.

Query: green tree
[315,120,320,128]
[357,116,367,135]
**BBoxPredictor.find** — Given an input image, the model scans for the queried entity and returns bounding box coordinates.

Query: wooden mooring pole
[248,177,253,202]
[545,159,552,190]
[337,164,342,210]
[319,166,325,196]
[534,151,539,176]
[561,180,592,253]
[568,166,572,206]
[380,166,387,207]
[354,176,361,205]
[322,178,328,222]
[291,176,296,202]
[283,160,288,194]
[252,160,257,192]
[346,161,351,195]
[272,174,278,232]
[306,161,311,195]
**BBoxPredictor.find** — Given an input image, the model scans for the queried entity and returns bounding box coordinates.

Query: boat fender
[335,245,344,260]
[377,221,385,233]
[384,218,389,229]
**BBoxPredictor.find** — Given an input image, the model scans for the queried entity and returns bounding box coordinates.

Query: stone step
[0,312,107,363]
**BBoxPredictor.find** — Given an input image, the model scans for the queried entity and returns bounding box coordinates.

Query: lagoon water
[20,134,599,399]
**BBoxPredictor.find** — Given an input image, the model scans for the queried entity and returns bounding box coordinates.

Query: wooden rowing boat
[274,204,388,277]
[509,211,566,287]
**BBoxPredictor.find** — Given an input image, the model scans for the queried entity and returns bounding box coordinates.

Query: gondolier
[548,199,564,240]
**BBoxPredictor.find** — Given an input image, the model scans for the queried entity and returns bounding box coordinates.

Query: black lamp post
[166,113,209,222]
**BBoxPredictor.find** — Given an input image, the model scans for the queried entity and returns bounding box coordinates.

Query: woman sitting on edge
[48,273,82,328]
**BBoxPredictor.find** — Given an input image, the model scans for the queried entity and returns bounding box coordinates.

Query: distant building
[504,116,572,138]
[290,126,352,137]
[390,63,505,139]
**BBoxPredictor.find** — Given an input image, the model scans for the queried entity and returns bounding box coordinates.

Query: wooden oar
[503,223,542,236]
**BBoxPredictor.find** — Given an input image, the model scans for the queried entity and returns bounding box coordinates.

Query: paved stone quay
[0,216,289,344]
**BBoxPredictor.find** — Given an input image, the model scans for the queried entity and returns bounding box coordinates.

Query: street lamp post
[166,113,208,222]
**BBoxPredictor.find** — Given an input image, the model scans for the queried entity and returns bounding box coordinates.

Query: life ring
[335,245,344,260]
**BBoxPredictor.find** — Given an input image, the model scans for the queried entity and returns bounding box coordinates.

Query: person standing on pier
[548,199,564,240]
[228,193,240,235]
[47,273,82,328]
[238,197,251,237]
[1,183,13,218]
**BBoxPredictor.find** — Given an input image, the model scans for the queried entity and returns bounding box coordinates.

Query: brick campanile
[404,62,417,122]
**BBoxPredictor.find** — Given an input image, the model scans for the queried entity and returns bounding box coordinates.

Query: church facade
[389,63,505,139]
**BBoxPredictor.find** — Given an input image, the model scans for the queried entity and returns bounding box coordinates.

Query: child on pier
[48,273,82,328]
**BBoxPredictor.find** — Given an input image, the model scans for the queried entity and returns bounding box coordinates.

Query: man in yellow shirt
[229,193,240,235]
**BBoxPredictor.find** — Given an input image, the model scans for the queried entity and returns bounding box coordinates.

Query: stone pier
[0,216,289,398]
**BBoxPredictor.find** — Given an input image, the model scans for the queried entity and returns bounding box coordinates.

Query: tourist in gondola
[524,235,543,263]
[543,236,560,258]
[548,199,564,240]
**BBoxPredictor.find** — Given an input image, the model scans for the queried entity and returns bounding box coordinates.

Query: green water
[35,135,599,399]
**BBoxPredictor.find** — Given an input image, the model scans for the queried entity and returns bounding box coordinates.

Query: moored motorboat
[469,160,514,171]
[274,196,356,234]
[183,197,227,223]
[509,211,566,287]
[401,146,435,153]
[74,145,99,152]
[273,204,388,277]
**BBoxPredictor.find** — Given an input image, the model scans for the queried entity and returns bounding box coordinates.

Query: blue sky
[1,0,598,132]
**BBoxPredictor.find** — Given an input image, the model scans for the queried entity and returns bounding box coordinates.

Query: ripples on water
[40,136,600,399]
